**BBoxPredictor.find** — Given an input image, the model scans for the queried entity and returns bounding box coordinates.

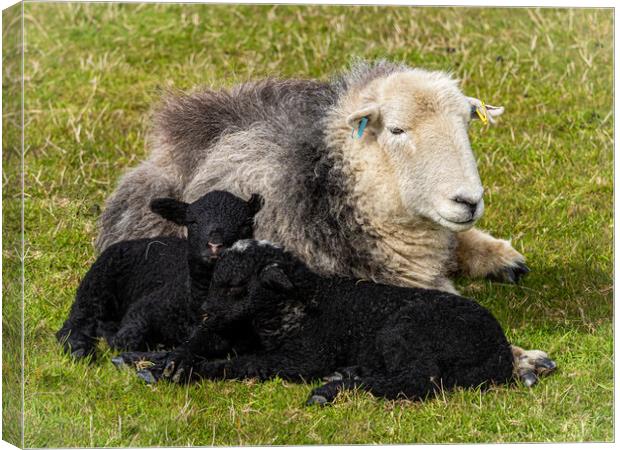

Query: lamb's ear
[346,104,381,136]
[247,193,264,216]
[150,198,190,225]
[467,97,505,125]
[259,263,294,291]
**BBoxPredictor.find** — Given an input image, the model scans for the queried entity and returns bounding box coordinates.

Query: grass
[2,3,613,446]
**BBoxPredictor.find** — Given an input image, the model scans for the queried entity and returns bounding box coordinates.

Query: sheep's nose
[452,195,479,216]
[208,242,223,256]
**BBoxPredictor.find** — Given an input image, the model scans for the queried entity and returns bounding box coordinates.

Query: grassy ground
[3,4,25,447]
[5,3,613,446]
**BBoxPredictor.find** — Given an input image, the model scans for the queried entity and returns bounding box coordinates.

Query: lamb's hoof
[515,348,557,387]
[171,368,185,384]
[70,348,89,359]
[111,356,126,369]
[161,360,187,384]
[159,351,195,383]
[306,395,329,406]
[137,369,157,384]
[323,371,343,382]
[490,261,530,284]
[323,367,362,382]
[163,360,176,378]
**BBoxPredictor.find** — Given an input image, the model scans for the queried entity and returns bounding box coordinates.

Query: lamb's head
[203,240,306,328]
[149,191,263,264]
[342,69,504,231]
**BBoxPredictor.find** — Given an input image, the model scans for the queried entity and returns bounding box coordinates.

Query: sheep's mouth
[446,218,475,225]
[434,213,478,231]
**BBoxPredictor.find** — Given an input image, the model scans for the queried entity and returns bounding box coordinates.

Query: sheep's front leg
[511,345,557,387]
[110,299,159,351]
[455,228,529,283]
[180,321,237,358]
[307,379,362,405]
[115,322,234,382]
[151,352,318,384]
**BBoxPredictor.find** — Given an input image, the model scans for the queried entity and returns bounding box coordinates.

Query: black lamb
[118,240,555,404]
[56,191,263,359]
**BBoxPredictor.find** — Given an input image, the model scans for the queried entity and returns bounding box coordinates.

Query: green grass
[3,4,24,447]
[6,3,613,446]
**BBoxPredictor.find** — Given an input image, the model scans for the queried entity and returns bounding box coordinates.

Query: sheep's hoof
[70,348,89,359]
[137,369,157,384]
[171,367,185,384]
[323,371,343,382]
[514,347,557,388]
[489,262,530,284]
[323,366,362,382]
[111,352,147,369]
[111,356,126,369]
[306,394,329,406]
[163,360,176,378]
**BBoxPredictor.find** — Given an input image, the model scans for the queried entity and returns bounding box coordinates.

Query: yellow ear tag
[476,101,489,126]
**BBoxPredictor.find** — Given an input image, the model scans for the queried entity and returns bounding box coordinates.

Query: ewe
[57,191,262,359]
[97,60,544,374]
[118,240,555,403]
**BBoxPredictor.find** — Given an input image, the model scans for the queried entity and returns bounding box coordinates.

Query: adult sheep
[97,60,547,374]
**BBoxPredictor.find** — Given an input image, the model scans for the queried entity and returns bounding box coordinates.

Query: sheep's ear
[346,104,381,136]
[150,198,189,225]
[247,193,264,216]
[259,263,294,291]
[467,97,505,125]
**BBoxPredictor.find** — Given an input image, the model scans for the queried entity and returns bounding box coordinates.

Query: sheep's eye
[389,127,405,135]
[226,286,246,296]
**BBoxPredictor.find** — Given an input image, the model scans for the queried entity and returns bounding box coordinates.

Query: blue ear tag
[356,117,368,139]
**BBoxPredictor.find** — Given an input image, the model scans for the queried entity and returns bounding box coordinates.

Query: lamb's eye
[389,127,405,135]
[227,286,246,296]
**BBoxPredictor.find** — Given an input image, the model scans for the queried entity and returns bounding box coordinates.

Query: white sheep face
[346,70,497,232]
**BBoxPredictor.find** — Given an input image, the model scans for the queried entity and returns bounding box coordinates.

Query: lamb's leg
[323,366,364,382]
[115,322,236,382]
[56,320,98,360]
[111,350,170,381]
[56,268,120,359]
[178,321,235,359]
[511,345,557,387]
[455,228,530,283]
[140,351,320,385]
[110,310,152,352]
[307,366,440,405]
[307,379,361,405]
[96,159,184,252]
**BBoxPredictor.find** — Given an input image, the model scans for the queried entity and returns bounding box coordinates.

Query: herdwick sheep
[117,240,556,403]
[96,59,544,376]
[56,191,263,359]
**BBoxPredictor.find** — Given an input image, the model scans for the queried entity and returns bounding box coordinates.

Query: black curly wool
[133,240,514,403]
[56,191,262,359]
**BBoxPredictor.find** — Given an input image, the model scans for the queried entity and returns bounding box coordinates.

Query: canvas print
[2,3,613,446]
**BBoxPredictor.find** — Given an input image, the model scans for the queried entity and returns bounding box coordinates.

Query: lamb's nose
[208,242,223,255]
[452,196,479,216]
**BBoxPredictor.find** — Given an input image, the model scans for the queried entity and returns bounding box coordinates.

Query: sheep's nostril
[208,242,223,255]
[452,196,478,216]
